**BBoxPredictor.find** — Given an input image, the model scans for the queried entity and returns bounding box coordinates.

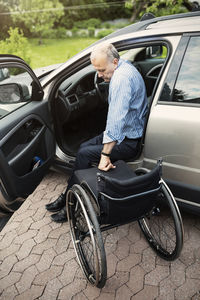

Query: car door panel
[0,56,55,203]
[0,101,55,200]
[144,35,200,207]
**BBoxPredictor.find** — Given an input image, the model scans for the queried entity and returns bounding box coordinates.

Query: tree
[0,27,31,64]
[0,1,13,39]
[10,0,64,42]
[125,0,197,23]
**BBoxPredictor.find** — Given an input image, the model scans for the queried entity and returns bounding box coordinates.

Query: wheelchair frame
[66,163,184,288]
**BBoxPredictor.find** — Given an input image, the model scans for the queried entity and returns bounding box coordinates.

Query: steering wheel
[94,72,108,103]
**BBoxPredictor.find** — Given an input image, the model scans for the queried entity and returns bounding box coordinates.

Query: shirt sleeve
[103,73,135,144]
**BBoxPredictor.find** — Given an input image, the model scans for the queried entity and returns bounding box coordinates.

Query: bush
[0,27,31,64]
[88,27,95,37]
[71,27,79,37]
[102,22,111,29]
[86,18,101,29]
[96,29,114,39]
[74,20,87,29]
[74,18,101,30]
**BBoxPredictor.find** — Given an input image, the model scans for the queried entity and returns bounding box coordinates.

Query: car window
[0,66,32,119]
[173,37,200,104]
[159,36,200,105]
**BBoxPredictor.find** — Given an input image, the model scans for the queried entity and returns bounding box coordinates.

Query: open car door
[0,55,55,213]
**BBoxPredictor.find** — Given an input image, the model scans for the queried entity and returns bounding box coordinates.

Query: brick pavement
[0,170,200,300]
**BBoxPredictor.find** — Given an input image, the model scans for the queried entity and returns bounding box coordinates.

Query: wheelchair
[66,159,184,288]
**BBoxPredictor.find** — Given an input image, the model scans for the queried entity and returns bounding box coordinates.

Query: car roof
[105,11,200,40]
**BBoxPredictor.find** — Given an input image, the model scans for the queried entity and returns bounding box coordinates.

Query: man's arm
[98,141,116,171]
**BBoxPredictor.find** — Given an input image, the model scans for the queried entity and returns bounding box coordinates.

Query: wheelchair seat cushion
[73,160,137,198]
[97,161,161,199]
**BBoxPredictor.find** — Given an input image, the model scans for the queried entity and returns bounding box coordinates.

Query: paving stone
[0,271,21,293]
[73,291,89,300]
[48,223,69,239]
[58,278,87,300]
[191,291,200,300]
[15,265,38,294]
[16,238,36,260]
[157,277,176,300]
[12,210,35,222]
[0,243,20,261]
[140,247,156,273]
[103,271,129,293]
[0,221,20,235]
[175,278,200,300]
[117,253,141,272]
[127,265,145,294]
[106,253,118,278]
[0,230,18,250]
[32,207,47,222]
[169,259,186,287]
[13,254,40,272]
[115,284,133,300]
[104,239,117,256]
[145,265,169,286]
[0,254,17,280]
[52,248,76,266]
[54,232,71,255]
[59,258,79,286]
[129,238,148,254]
[16,217,33,235]
[131,284,158,300]
[39,277,63,300]
[14,230,38,245]
[0,284,19,300]
[33,265,63,286]
[31,190,47,203]
[32,238,56,255]
[186,261,200,279]
[95,292,115,300]
[14,284,44,300]
[114,237,131,260]
[34,224,52,244]
[36,248,57,273]
[30,217,51,230]
[83,283,101,299]
[127,223,141,243]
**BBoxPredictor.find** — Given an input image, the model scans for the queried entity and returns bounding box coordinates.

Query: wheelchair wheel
[66,184,107,288]
[138,179,184,261]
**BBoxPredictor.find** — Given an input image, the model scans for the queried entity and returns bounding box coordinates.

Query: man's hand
[98,155,116,171]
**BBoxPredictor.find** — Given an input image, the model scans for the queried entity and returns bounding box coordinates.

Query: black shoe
[51,207,68,223]
[45,193,66,212]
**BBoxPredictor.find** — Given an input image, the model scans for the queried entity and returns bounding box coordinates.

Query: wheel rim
[67,188,101,285]
[139,182,183,260]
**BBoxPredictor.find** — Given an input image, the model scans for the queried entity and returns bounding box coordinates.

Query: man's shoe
[45,193,66,212]
[51,207,68,223]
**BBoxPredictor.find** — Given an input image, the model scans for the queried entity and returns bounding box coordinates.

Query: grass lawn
[29,37,97,69]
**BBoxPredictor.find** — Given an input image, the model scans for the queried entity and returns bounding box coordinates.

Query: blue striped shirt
[103,59,148,144]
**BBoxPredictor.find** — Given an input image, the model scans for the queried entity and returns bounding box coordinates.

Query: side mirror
[0,83,30,104]
[146,46,163,58]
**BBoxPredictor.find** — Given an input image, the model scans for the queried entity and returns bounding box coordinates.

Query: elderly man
[46,43,148,223]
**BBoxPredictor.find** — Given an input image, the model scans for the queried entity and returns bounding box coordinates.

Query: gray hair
[90,43,120,62]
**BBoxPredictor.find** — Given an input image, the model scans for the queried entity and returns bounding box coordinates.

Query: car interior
[52,43,168,157]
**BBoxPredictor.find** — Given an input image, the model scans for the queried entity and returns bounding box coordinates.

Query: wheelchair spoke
[67,185,107,288]
[139,182,183,261]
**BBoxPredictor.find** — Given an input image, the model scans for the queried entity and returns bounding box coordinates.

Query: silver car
[0,11,200,216]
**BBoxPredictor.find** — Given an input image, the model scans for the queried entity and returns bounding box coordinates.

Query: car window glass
[0,66,32,119]
[160,36,200,104]
[173,37,200,104]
